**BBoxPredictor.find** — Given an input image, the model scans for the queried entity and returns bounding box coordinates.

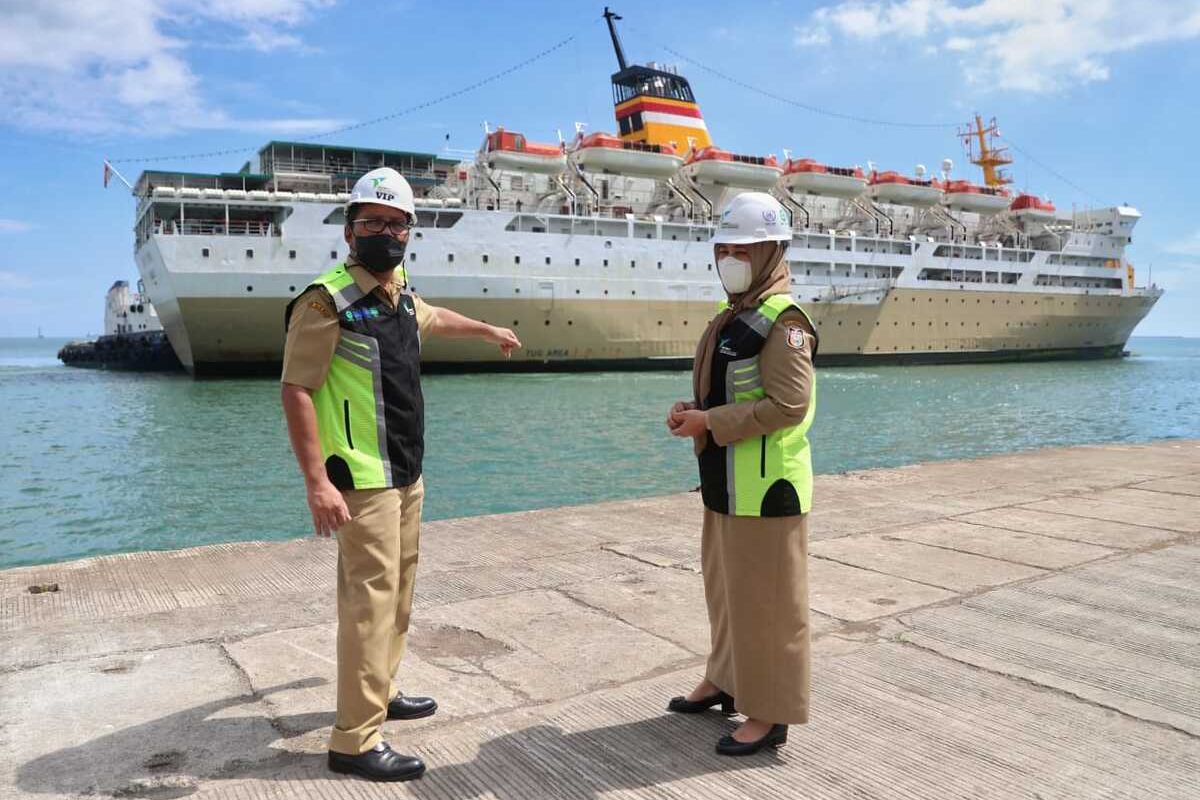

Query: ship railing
[154,220,277,237]
[264,157,440,182]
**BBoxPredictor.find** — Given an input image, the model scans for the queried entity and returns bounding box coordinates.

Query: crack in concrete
[598,544,699,574]
[895,635,1200,741]
[552,585,703,657]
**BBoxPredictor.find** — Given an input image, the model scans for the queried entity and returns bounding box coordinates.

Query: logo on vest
[718,337,737,356]
[786,325,807,351]
[344,306,383,323]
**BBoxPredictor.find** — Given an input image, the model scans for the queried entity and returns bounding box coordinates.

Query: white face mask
[716,255,753,293]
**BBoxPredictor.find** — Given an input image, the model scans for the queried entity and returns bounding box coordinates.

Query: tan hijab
[691,240,791,446]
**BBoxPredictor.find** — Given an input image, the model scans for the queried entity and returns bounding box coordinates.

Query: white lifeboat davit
[780,158,867,199]
[1009,193,1057,222]
[571,133,683,179]
[482,127,565,175]
[943,180,1011,214]
[679,147,782,190]
[869,170,944,207]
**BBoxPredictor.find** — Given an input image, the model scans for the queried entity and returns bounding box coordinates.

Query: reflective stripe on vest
[702,293,818,517]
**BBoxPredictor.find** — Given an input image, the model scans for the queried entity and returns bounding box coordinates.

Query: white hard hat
[711,192,792,244]
[347,167,416,220]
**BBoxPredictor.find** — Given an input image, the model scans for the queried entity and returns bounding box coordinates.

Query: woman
[667,192,818,756]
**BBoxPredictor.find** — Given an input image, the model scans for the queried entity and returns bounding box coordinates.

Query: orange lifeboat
[943,180,1011,214]
[571,133,683,179]
[781,158,866,199]
[482,127,566,174]
[869,171,944,207]
[1009,193,1057,222]
[679,147,782,190]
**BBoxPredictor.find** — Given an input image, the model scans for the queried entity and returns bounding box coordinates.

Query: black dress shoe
[667,690,735,715]
[716,723,788,756]
[387,694,438,721]
[328,742,426,781]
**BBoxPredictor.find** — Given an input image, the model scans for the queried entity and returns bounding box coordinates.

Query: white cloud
[797,0,1200,92]
[1163,230,1200,257]
[0,220,33,233]
[0,0,339,135]
[0,271,36,289]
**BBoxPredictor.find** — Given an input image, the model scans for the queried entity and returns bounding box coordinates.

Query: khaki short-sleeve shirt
[281,263,435,391]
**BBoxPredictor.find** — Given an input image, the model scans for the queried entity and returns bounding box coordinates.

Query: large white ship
[131,12,1160,375]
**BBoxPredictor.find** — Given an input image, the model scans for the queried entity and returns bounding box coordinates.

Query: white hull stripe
[640,111,709,131]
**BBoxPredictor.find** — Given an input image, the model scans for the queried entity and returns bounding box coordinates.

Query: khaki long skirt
[702,508,810,724]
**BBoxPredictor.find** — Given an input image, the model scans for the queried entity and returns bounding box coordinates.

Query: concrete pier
[2,440,1198,799]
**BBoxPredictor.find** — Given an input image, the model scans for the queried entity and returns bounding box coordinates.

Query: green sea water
[3,336,1197,569]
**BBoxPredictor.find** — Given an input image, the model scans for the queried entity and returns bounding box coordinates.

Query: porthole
[246,285,254,292]
[202,248,210,258]
[603,259,609,267]
[288,285,295,292]
[574,258,580,266]
[515,255,521,264]
[289,250,296,259]
[330,250,337,260]
[483,254,489,264]
[544,320,550,326]
[245,249,254,259]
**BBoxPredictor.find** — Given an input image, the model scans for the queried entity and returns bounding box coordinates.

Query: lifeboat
[869,171,944,207]
[1009,193,1056,222]
[572,133,683,179]
[482,127,565,174]
[943,180,1011,214]
[679,147,782,190]
[780,158,867,199]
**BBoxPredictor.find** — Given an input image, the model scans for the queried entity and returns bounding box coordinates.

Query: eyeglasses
[353,217,415,235]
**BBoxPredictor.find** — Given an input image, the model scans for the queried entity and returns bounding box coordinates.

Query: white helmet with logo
[711,192,792,244]
[347,167,416,220]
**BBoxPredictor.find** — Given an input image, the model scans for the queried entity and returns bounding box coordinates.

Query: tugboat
[58,280,182,371]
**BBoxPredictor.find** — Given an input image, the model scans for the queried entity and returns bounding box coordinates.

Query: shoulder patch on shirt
[308,300,333,319]
[786,324,807,351]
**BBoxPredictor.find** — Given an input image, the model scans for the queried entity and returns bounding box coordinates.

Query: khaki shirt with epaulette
[706,309,817,444]
[281,262,435,390]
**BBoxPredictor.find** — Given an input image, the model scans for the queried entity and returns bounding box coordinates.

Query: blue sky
[1,0,1197,337]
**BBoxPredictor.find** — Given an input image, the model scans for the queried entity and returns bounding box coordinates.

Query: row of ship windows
[200,246,717,271]
[832,320,1114,328]
[893,296,1125,306]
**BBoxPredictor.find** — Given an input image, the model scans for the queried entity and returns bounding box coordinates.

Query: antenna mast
[959,114,1013,189]
[603,7,628,70]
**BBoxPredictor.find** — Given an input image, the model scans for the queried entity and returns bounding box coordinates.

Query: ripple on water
[2,336,1197,569]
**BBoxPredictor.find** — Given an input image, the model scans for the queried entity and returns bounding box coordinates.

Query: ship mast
[603,7,628,70]
[959,114,1013,188]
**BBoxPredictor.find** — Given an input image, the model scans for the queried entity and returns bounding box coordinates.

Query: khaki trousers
[328,478,424,755]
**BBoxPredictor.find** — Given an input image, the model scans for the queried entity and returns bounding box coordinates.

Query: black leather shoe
[667,690,735,715]
[387,694,438,721]
[328,742,426,781]
[716,723,788,756]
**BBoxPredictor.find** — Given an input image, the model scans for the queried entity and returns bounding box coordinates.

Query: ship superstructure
[129,13,1160,375]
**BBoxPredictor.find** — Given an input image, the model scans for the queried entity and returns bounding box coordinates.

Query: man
[281,167,520,782]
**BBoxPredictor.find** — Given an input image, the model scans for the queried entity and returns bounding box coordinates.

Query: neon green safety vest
[284,264,424,491]
[698,294,819,517]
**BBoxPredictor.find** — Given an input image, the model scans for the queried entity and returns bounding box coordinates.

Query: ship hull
[155,290,1157,375]
[134,205,1160,376]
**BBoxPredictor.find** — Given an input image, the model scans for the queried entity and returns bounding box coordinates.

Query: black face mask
[353,234,407,273]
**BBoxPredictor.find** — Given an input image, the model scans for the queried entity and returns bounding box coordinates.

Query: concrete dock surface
[2,440,1199,799]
